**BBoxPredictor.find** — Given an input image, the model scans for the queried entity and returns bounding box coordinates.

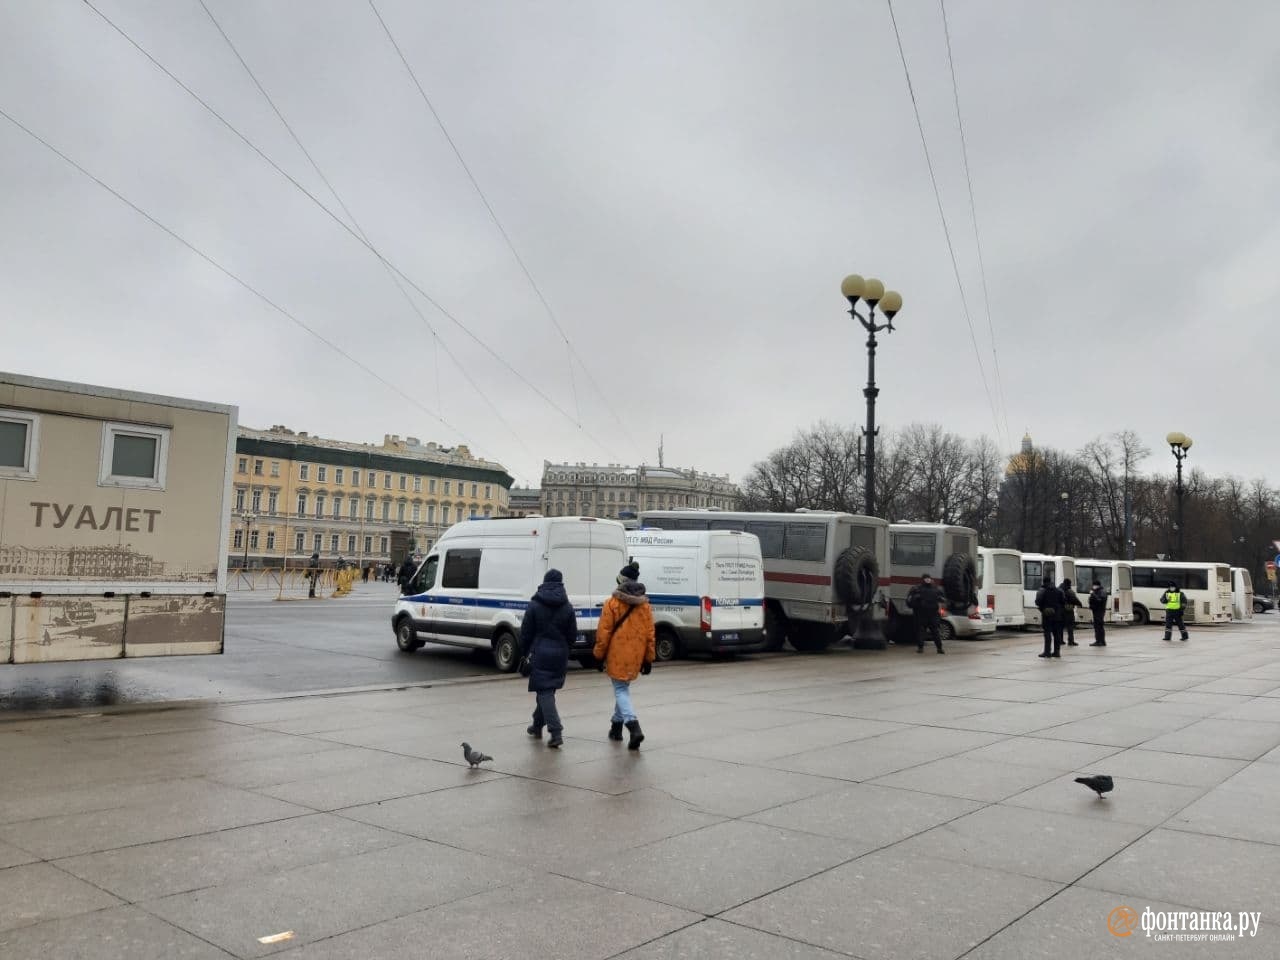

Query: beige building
[229,427,513,569]
[539,461,740,520]
[506,488,543,518]
[1,371,235,662]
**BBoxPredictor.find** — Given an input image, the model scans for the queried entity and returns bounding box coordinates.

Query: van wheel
[763,607,787,651]
[395,617,423,653]
[1132,604,1149,626]
[492,630,520,672]
[654,626,681,662]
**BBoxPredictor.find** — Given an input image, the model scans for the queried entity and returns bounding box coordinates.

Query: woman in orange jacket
[592,562,656,749]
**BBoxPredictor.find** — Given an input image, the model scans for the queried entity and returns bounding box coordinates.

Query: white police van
[624,529,766,660]
[392,517,627,672]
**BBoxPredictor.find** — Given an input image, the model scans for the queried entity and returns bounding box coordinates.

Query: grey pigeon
[1074,774,1114,797]
[461,742,492,768]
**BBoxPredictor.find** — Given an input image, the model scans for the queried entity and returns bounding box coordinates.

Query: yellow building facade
[227,427,512,570]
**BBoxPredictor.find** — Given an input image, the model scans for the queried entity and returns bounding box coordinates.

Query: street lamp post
[841,274,903,518]
[1166,432,1192,560]
[1059,491,1070,555]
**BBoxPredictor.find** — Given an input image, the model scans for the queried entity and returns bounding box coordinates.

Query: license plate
[721,633,739,641]
[575,634,586,645]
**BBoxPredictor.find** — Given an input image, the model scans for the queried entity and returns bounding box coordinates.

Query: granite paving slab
[0,905,231,960]
[747,782,981,846]
[0,862,122,933]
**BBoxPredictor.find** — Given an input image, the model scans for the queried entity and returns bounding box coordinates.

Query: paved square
[0,618,1276,957]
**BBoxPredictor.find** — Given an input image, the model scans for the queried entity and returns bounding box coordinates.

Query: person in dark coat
[1035,576,1066,658]
[1088,579,1108,646]
[396,555,417,594]
[520,568,577,748]
[906,575,946,654]
[305,552,321,598]
[1060,578,1083,646]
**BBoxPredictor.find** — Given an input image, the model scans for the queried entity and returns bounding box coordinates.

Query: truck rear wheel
[942,553,977,607]
[763,606,787,651]
[834,546,879,607]
[787,622,832,652]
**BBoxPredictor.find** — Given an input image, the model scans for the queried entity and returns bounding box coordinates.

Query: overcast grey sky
[2,1,1276,487]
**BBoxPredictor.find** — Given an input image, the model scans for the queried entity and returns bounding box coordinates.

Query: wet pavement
[0,616,1277,958]
[0,583,502,711]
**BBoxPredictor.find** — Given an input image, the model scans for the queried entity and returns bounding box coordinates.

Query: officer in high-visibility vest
[1160,581,1190,641]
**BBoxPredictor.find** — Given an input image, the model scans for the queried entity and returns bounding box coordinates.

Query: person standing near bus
[1088,579,1108,647]
[906,575,946,654]
[1059,578,1083,646]
[1036,576,1065,658]
[1161,581,1190,641]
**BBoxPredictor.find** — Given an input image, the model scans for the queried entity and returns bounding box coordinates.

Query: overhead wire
[78,0,617,463]
[195,0,536,466]
[884,0,1004,449]
[368,0,641,453]
[0,105,496,465]
[939,0,1012,449]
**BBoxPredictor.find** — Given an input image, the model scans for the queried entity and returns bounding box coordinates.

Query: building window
[334,468,344,484]
[313,533,323,552]
[442,505,451,524]
[271,460,280,477]
[251,489,262,512]
[297,493,307,516]
[444,481,451,495]
[315,496,326,519]
[412,504,420,521]
[364,536,373,554]
[484,484,492,500]
[366,500,375,520]
[379,536,389,554]
[317,466,328,483]
[413,476,422,492]
[233,529,243,549]
[300,463,310,480]
[333,497,343,519]
[352,469,360,486]
[483,506,492,517]
[267,491,278,515]
[98,422,169,490]
[235,488,246,512]
[427,505,436,523]
[266,530,276,550]
[249,529,260,549]
[399,475,407,491]
[397,503,406,522]
[381,502,390,520]
[330,534,340,552]
[368,471,376,487]
[253,459,263,476]
[471,483,478,498]
[349,499,359,519]
[429,477,437,494]
[347,535,357,553]
[237,457,247,473]
[295,531,305,552]
[384,474,392,489]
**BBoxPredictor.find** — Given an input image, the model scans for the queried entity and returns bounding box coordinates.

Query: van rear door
[547,520,626,642]
[709,533,764,635]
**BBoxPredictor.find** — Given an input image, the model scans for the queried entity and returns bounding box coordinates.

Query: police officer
[305,552,321,598]
[906,575,946,654]
[1088,579,1108,646]
[1160,580,1190,641]
[1060,577,1083,646]
[1035,576,1066,658]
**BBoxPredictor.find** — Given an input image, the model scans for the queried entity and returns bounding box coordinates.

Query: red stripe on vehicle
[764,571,832,586]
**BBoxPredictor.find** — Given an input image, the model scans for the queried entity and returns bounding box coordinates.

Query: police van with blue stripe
[392,517,627,671]
[625,529,766,660]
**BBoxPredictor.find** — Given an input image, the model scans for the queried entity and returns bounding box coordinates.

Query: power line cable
[939,0,1012,449]
[885,0,1003,446]
[195,0,534,464]
[0,104,504,468]
[78,0,616,463]
[368,0,641,453]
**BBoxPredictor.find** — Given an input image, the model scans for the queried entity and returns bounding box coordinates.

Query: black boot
[608,721,624,741]
[527,725,542,738]
[547,730,563,748]
[626,720,644,750]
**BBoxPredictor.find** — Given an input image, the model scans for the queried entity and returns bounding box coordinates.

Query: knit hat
[618,562,640,583]
[543,568,563,584]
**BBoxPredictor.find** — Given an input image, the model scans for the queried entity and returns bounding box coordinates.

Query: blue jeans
[610,678,636,723]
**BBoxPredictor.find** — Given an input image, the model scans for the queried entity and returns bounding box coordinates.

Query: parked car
[1254,595,1275,614]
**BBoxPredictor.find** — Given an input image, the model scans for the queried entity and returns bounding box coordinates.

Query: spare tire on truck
[942,553,977,609]
[834,546,880,608]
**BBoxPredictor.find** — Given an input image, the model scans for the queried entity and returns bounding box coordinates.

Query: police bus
[1020,554,1081,628]
[1129,560,1232,626]
[1072,559,1134,625]
[636,510,889,651]
[977,546,1026,629]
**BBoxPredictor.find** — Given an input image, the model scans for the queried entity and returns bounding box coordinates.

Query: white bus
[1230,567,1255,621]
[1020,554,1081,627]
[887,524,995,641]
[637,510,889,651]
[1130,560,1232,626]
[1073,560,1134,624]
[977,547,1025,629]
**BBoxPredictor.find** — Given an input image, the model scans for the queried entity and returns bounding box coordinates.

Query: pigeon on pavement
[461,742,493,768]
[1074,774,1114,797]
